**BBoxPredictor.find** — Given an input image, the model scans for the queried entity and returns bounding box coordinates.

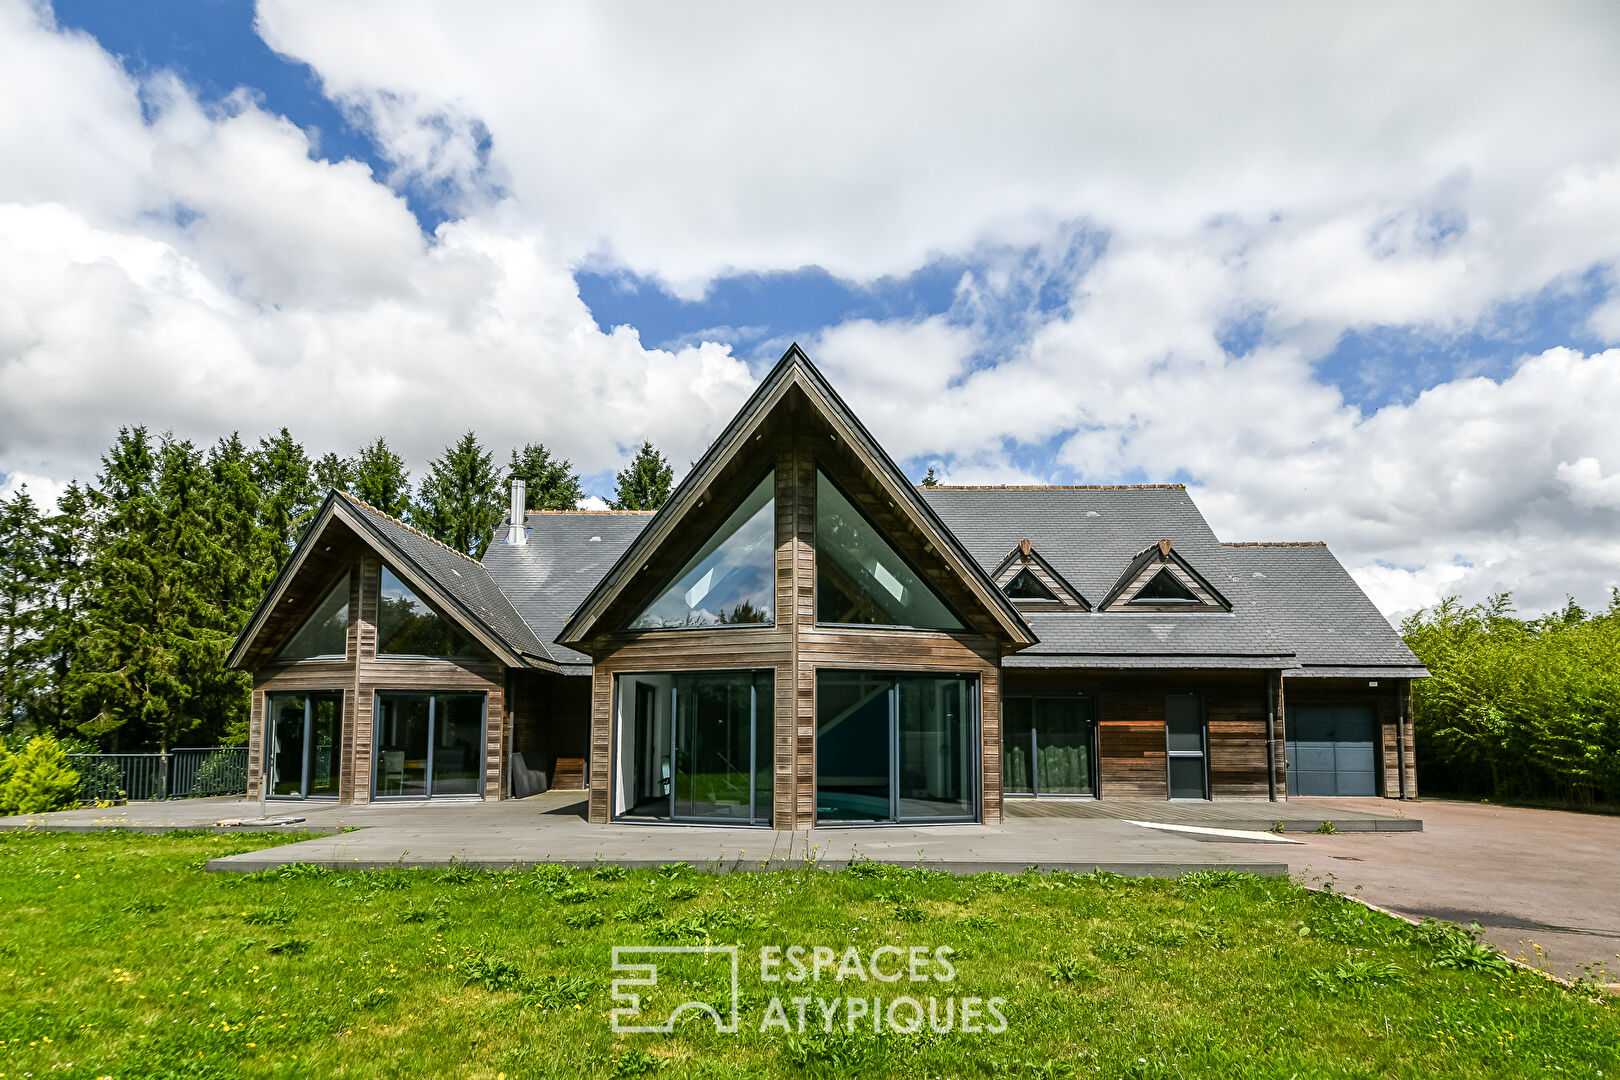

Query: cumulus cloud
[2,0,1619,623]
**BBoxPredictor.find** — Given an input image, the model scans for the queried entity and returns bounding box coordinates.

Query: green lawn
[1,832,1616,1079]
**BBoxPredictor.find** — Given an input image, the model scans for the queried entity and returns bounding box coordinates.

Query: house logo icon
[610,945,741,1034]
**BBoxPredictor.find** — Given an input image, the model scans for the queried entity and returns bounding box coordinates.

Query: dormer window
[1130,568,1199,604]
[1004,569,1059,601]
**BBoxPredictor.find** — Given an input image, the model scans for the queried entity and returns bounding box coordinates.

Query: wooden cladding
[249,553,507,804]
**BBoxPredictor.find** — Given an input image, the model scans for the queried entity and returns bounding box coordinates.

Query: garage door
[1285,705,1377,796]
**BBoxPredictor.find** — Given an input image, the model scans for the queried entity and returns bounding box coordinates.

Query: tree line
[1402,592,1620,806]
[0,427,676,752]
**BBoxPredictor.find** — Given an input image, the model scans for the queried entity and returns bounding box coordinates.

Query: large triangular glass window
[277,574,350,659]
[1004,569,1058,601]
[815,470,962,630]
[379,565,475,656]
[1132,568,1199,603]
[630,472,775,629]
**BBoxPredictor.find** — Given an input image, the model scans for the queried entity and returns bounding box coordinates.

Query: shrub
[0,735,81,815]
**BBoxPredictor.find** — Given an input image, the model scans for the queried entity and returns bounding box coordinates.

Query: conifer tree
[0,486,46,733]
[415,432,502,557]
[32,483,95,736]
[313,451,355,495]
[920,467,941,488]
[508,442,586,511]
[610,441,675,511]
[352,438,411,517]
[254,428,316,553]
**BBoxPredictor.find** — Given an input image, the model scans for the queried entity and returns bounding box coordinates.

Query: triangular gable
[1100,539,1230,612]
[229,491,558,670]
[558,344,1036,648]
[991,540,1089,609]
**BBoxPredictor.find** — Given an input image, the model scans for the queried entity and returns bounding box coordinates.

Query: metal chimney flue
[509,479,527,545]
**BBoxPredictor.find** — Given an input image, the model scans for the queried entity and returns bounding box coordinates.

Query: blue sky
[4,2,1619,617]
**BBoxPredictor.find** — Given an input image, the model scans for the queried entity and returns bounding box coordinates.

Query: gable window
[1131,568,1199,604]
[815,470,962,630]
[1004,568,1058,602]
[276,574,350,659]
[378,565,476,656]
[629,471,775,630]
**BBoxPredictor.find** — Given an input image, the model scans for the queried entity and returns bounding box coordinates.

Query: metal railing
[67,747,249,803]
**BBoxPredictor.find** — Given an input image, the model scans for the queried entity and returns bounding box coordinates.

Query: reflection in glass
[1133,568,1198,603]
[378,566,474,656]
[1003,569,1057,601]
[815,672,891,821]
[373,691,485,797]
[277,574,350,658]
[815,471,961,630]
[630,473,775,629]
[1003,696,1094,796]
[1166,694,1207,799]
[897,675,972,818]
[266,692,342,797]
[618,671,773,823]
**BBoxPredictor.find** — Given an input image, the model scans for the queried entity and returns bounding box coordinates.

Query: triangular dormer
[992,539,1089,610]
[1101,539,1230,612]
[557,345,1036,651]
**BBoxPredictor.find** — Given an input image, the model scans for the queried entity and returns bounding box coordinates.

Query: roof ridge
[526,509,657,516]
[338,491,484,566]
[1222,541,1328,547]
[920,484,1187,491]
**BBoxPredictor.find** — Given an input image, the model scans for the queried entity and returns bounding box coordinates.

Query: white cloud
[2,0,1619,623]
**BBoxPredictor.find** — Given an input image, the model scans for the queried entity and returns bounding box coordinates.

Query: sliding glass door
[1003,696,1096,797]
[616,671,773,824]
[373,691,487,798]
[817,671,977,823]
[266,692,342,798]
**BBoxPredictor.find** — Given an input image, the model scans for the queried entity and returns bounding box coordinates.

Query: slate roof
[475,485,1422,676]
[337,495,556,665]
[921,486,1293,668]
[1221,542,1427,677]
[481,511,654,670]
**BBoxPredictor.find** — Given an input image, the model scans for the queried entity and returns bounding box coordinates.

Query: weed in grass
[1046,956,1100,983]
[553,885,593,903]
[892,903,926,923]
[1092,931,1147,963]
[565,909,606,929]
[591,863,628,880]
[456,951,525,991]
[240,907,294,927]
[267,937,310,955]
[608,1047,663,1077]
[525,974,594,1011]
[664,882,701,902]
[1307,959,1405,996]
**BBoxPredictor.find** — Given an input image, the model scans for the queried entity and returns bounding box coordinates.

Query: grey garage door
[1285,705,1377,796]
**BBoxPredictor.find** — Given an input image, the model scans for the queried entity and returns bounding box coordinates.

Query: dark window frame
[370,689,489,799]
[1164,693,1209,800]
[1001,693,1100,799]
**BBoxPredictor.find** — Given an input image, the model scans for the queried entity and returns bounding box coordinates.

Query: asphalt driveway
[1279,798,1620,983]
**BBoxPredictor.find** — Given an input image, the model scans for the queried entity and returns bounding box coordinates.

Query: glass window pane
[1169,755,1206,799]
[1133,568,1198,603]
[1002,698,1033,794]
[1035,697,1094,796]
[815,472,962,630]
[1004,569,1057,601]
[630,473,775,629]
[269,694,308,796]
[897,676,973,819]
[431,694,485,796]
[308,695,342,796]
[378,565,474,656]
[816,671,892,821]
[625,678,673,818]
[277,574,350,658]
[375,693,430,796]
[1166,695,1204,751]
[674,672,764,820]
[753,671,774,821]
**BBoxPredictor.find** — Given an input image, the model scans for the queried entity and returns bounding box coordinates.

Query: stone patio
[0,790,1421,877]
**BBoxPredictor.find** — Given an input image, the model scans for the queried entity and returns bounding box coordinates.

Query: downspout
[1265,670,1279,802]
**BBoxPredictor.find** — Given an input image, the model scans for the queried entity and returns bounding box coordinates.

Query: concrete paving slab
[1005,796,1422,832]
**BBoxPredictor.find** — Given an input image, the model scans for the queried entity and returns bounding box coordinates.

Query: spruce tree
[508,442,586,511]
[414,432,501,557]
[33,484,95,737]
[313,451,355,495]
[254,428,316,553]
[610,441,675,511]
[352,438,411,517]
[920,467,940,488]
[0,487,46,733]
